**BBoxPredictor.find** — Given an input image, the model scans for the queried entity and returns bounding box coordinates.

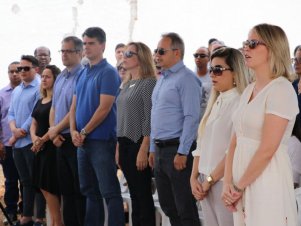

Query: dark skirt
[33,141,60,195]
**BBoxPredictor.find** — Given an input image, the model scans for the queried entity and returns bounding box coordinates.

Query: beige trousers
[199,174,234,226]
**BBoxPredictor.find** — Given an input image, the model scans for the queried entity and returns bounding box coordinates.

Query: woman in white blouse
[190,47,249,226]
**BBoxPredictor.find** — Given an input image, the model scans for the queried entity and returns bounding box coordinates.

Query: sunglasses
[117,65,126,71]
[193,53,209,59]
[292,57,301,64]
[59,49,78,54]
[17,66,35,72]
[8,70,19,74]
[242,40,266,49]
[154,48,178,56]
[124,51,138,58]
[209,66,233,76]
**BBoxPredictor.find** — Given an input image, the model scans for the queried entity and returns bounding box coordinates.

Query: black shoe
[3,213,18,225]
[14,220,34,226]
[33,221,45,226]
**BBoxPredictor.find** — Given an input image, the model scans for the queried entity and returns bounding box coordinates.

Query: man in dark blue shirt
[70,27,124,226]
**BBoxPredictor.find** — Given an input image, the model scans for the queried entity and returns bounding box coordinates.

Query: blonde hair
[123,42,156,83]
[252,23,293,81]
[198,47,250,136]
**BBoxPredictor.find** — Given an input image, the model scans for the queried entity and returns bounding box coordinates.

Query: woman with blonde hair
[190,47,249,226]
[116,42,156,226]
[222,23,299,226]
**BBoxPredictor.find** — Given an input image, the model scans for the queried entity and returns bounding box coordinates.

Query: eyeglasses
[154,48,178,56]
[292,57,301,64]
[17,66,35,72]
[8,70,19,74]
[209,66,233,76]
[242,40,266,49]
[193,53,209,59]
[59,49,78,54]
[117,65,126,71]
[124,51,138,58]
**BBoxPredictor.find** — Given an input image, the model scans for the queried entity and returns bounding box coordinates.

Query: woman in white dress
[190,47,249,226]
[221,23,299,226]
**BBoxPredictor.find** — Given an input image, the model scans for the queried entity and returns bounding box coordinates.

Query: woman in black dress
[30,65,62,226]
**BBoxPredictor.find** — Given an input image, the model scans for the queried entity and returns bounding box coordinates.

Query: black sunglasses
[154,48,178,56]
[124,51,138,58]
[17,66,35,72]
[292,57,301,64]
[242,40,266,49]
[209,66,233,76]
[193,53,209,59]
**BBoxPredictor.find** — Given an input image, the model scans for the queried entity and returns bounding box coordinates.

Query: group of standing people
[115,23,300,226]
[0,22,300,226]
[191,24,300,226]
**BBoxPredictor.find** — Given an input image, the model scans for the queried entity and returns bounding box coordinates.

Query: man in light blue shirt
[149,33,202,226]
[8,55,44,226]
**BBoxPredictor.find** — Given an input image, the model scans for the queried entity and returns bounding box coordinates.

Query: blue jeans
[13,144,45,218]
[0,146,20,215]
[78,139,124,226]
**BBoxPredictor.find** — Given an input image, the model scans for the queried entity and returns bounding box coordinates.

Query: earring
[233,81,236,86]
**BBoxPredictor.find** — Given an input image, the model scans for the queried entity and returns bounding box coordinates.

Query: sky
[0,0,300,87]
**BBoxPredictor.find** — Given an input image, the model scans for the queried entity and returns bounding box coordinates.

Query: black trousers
[57,134,86,226]
[154,142,200,226]
[1,146,20,215]
[118,137,156,226]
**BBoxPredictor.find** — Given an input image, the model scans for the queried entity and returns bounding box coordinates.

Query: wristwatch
[80,128,88,136]
[206,175,215,186]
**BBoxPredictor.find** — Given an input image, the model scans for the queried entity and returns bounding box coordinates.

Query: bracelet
[233,183,244,193]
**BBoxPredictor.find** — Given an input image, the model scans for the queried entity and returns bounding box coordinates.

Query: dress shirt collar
[218,87,239,100]
[3,84,14,92]
[161,60,184,78]
[20,75,40,88]
[63,63,83,78]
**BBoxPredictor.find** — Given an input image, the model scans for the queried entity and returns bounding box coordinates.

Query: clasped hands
[221,183,243,212]
[48,126,65,147]
[190,177,211,201]
[31,137,45,153]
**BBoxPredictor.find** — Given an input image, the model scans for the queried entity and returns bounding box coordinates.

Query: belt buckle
[155,140,164,148]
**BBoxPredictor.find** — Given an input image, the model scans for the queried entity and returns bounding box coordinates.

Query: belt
[154,138,180,148]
